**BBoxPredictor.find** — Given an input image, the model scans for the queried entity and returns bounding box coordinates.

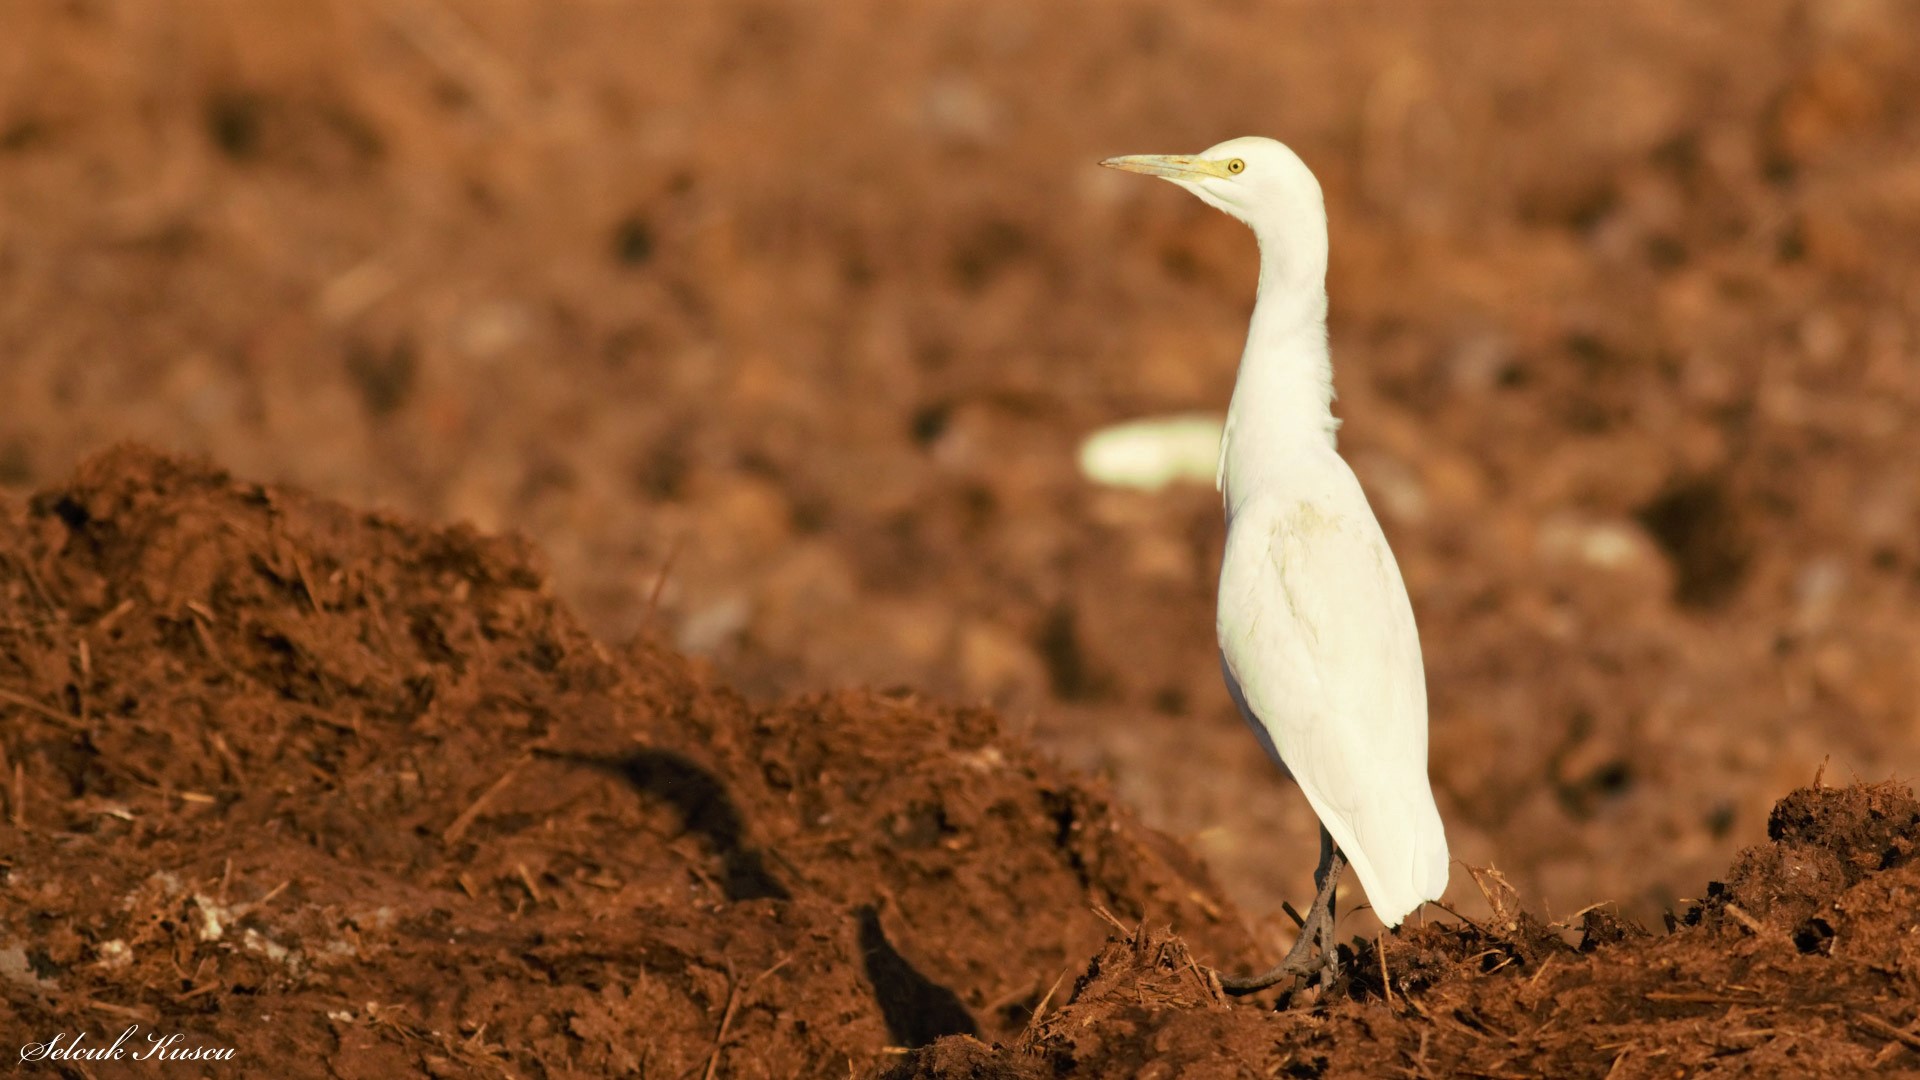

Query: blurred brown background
[2,0,1917,943]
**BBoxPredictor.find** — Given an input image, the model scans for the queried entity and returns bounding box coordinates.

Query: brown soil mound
[0,447,1246,1077]
[896,780,1920,1078]
[6,449,1918,1078]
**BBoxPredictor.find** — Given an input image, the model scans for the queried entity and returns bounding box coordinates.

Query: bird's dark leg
[1216,826,1346,995]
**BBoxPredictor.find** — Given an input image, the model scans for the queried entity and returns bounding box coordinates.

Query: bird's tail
[1303,783,1449,928]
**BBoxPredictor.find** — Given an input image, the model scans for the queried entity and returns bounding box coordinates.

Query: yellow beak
[1099,154,1232,181]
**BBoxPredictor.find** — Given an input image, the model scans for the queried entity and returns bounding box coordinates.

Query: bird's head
[1101,136,1325,255]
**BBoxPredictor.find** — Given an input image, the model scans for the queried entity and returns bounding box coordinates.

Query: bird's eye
[1226,158,1245,174]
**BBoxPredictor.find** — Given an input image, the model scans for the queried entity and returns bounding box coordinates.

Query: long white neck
[1219,226,1336,503]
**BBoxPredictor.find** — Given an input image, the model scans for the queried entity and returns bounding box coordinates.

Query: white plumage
[1103,137,1449,934]
[1217,462,1449,926]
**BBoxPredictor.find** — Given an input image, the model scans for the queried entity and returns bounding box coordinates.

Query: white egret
[1101,138,1449,991]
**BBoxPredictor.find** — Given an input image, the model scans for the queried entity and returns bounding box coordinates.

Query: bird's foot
[1214,902,1335,994]
[1213,854,1345,996]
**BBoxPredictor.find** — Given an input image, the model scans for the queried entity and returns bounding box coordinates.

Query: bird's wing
[1218,474,1449,925]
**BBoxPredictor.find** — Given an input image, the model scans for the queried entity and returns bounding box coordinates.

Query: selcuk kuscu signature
[20,1025,236,1063]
